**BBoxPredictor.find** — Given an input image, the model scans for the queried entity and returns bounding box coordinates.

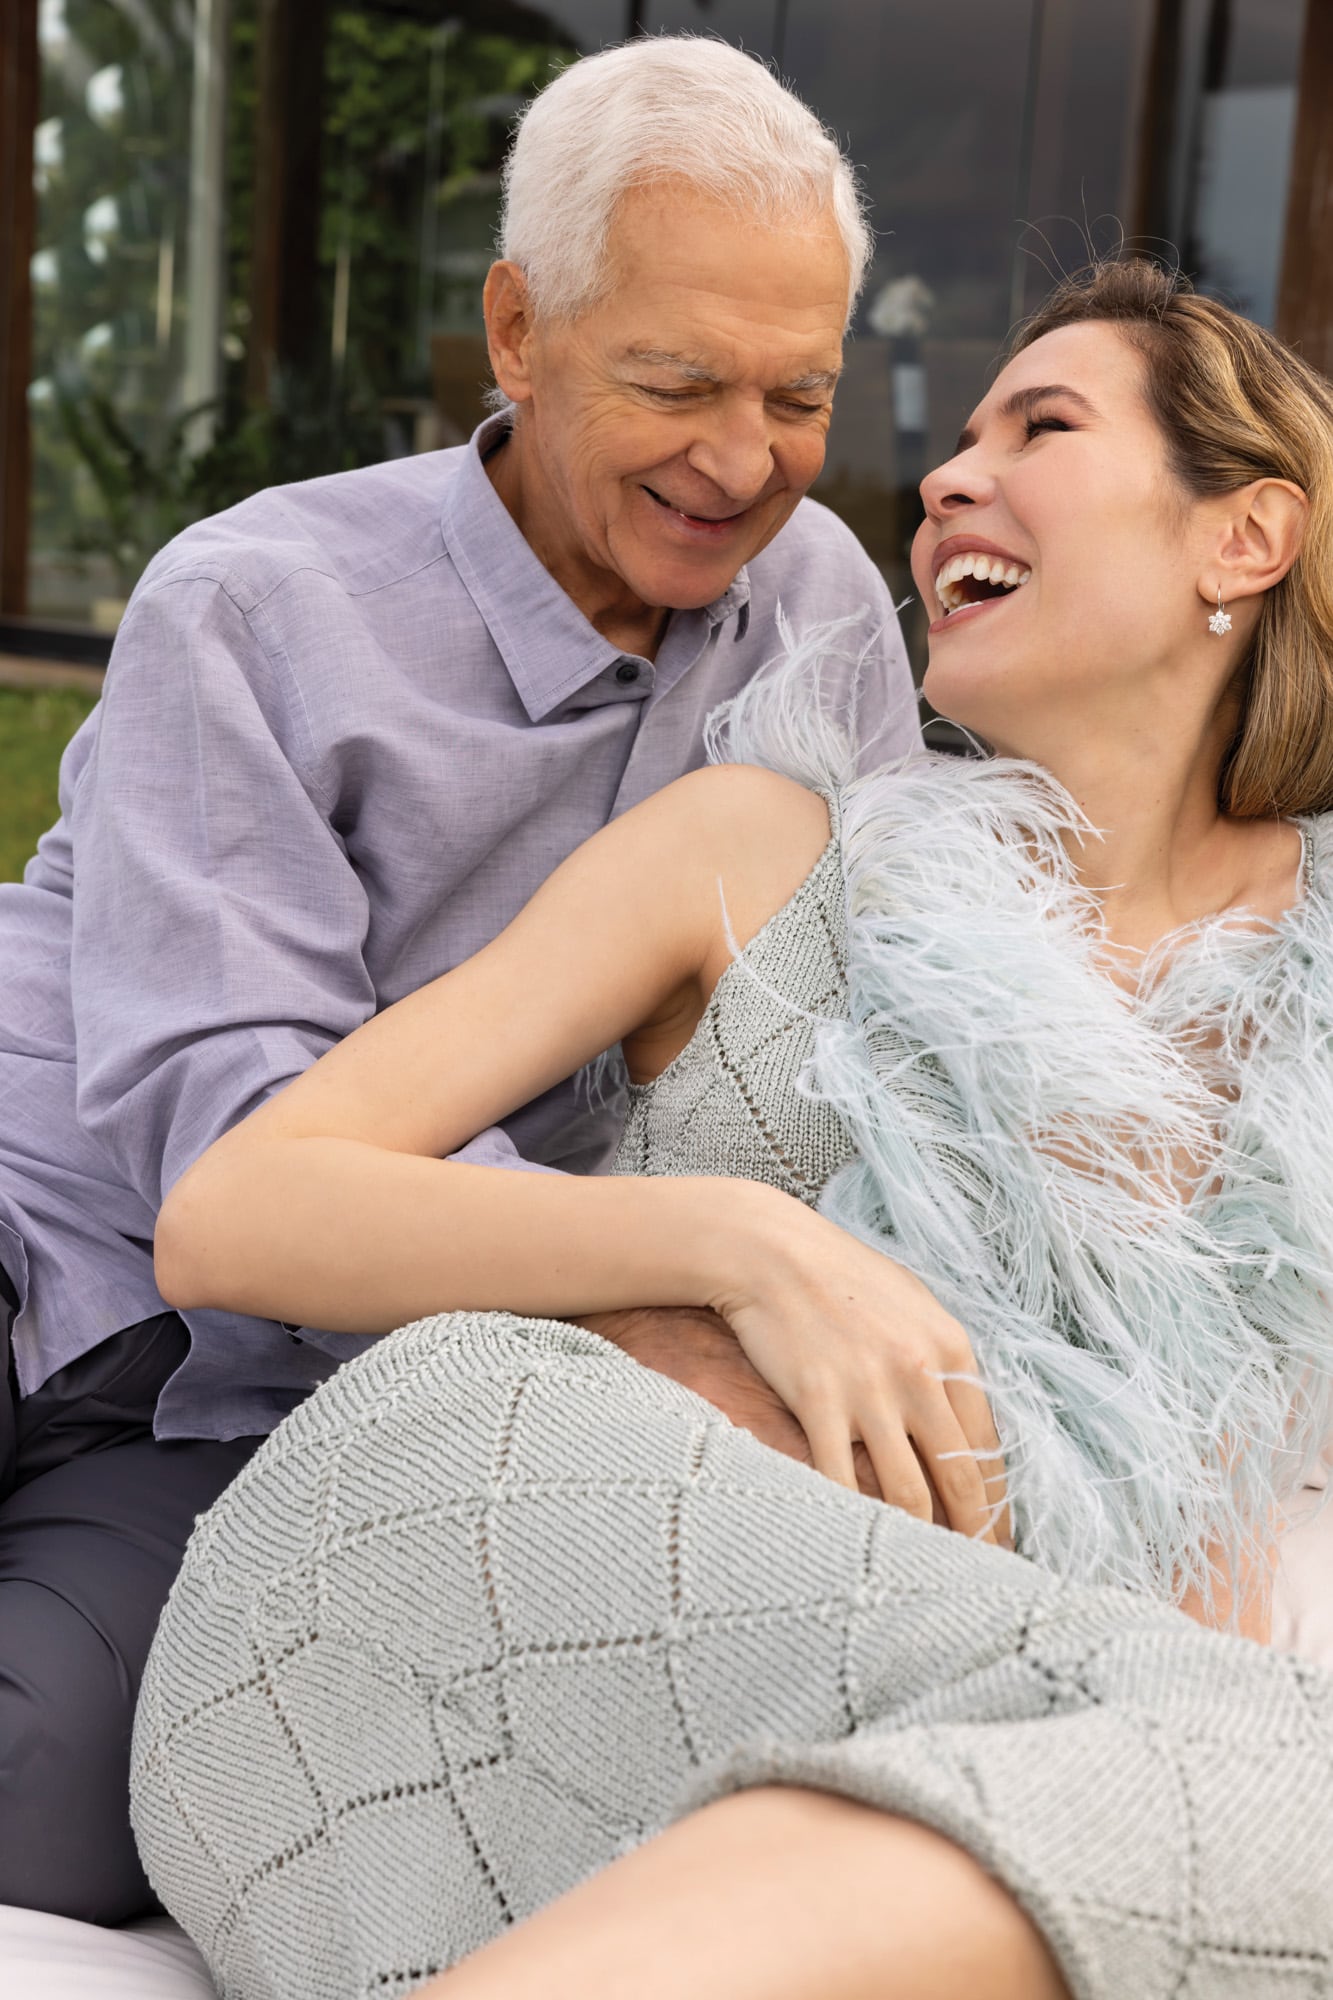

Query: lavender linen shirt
[0,418,920,1440]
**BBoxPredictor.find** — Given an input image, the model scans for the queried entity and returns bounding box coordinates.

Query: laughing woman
[132,260,1333,2000]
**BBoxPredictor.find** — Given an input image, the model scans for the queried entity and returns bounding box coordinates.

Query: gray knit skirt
[131,1314,1333,2000]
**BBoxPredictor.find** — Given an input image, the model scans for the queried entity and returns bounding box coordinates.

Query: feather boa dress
[708,636,1333,1612]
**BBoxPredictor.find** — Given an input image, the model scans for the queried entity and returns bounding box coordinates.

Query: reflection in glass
[22,0,1310,654]
[29,0,198,627]
[1184,0,1306,326]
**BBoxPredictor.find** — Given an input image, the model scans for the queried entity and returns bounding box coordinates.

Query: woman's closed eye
[1023,412,1074,441]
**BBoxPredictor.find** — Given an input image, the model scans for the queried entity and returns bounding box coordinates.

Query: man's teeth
[935,551,1032,613]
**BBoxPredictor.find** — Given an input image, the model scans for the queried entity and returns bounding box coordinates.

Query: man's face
[506,182,850,617]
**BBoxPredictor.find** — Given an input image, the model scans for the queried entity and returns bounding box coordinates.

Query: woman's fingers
[798,1405,861,1494]
[906,1395,1002,1543]
[852,1415,936,1525]
[943,1369,1003,1460]
[942,1373,1011,1546]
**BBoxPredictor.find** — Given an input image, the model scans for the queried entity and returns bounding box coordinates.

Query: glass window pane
[1185,0,1306,325]
[23,0,1309,658]
[29,0,206,628]
[781,0,1181,698]
[640,0,778,59]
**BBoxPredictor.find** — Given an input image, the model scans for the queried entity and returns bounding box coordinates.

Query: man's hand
[579,1306,890,1502]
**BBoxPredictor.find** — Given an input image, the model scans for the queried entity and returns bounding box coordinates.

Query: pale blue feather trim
[707,624,1333,1612]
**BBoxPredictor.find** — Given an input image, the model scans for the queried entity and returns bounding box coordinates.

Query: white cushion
[0,1905,216,1998]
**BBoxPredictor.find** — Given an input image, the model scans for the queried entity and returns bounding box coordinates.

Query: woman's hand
[704,1187,1009,1545]
[583,1306,900,1504]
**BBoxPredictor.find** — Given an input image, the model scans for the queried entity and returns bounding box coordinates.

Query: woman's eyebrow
[955,383,1100,452]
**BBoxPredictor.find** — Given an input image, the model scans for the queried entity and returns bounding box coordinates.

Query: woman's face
[911,321,1216,754]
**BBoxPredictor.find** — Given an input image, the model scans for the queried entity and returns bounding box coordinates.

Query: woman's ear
[483,261,536,407]
[1203,478,1308,608]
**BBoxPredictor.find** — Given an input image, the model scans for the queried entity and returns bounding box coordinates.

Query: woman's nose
[919,448,991,519]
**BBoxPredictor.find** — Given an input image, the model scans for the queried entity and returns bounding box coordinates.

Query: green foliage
[30,0,572,614]
[317,10,571,392]
[29,0,196,610]
[52,383,210,593]
[0,688,100,883]
[51,364,388,588]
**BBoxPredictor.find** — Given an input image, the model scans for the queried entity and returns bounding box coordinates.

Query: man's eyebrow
[955,382,1100,453]
[622,348,840,392]
[623,348,719,382]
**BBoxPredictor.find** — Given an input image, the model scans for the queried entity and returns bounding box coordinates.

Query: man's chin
[622,547,762,616]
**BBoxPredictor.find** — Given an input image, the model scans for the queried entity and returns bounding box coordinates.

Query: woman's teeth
[936,551,1032,614]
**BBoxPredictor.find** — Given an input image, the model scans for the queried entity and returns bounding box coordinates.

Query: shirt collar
[441,416,751,723]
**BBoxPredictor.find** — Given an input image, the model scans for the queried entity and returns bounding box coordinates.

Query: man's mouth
[934,548,1032,617]
[642,485,748,530]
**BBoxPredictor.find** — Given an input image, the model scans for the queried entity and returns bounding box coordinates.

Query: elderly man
[0,34,918,1925]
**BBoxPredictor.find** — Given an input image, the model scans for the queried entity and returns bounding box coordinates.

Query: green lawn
[0,686,101,883]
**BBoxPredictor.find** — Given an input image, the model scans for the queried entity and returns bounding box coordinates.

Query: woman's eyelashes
[1023,412,1073,441]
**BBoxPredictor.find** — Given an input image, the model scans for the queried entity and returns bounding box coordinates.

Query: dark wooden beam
[1128,0,1184,247]
[246,0,330,404]
[1276,0,1333,378]
[0,0,38,616]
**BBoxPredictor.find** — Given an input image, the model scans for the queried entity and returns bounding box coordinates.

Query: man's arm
[70,576,379,1216]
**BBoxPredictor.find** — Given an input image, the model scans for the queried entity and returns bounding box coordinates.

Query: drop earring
[1208,590,1232,637]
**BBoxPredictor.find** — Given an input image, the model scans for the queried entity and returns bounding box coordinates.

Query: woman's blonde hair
[1010,259,1333,818]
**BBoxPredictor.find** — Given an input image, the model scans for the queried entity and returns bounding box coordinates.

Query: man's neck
[484,423,671,662]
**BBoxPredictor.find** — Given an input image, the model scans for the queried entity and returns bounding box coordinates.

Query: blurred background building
[0,0,1329,684]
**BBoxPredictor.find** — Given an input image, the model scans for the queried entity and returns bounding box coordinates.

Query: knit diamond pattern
[610,822,856,1203]
[133,1314,1333,2000]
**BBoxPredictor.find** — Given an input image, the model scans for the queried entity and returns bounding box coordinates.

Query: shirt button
[615,660,641,685]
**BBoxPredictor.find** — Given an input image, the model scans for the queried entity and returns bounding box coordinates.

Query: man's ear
[1203,477,1308,608]
[483,261,536,407]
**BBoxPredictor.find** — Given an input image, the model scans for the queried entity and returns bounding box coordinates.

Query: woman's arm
[154,763,827,1330]
[156,763,1005,1538]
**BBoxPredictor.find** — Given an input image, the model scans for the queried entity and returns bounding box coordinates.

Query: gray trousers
[0,1263,259,1924]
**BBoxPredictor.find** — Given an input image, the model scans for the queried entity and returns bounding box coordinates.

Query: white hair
[498,35,873,326]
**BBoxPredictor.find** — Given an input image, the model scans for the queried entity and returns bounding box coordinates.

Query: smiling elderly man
[0,35,918,1926]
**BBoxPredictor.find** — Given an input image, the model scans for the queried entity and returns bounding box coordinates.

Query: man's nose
[684,401,776,501]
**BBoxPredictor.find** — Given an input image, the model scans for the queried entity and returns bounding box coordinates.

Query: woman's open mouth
[934,549,1032,618]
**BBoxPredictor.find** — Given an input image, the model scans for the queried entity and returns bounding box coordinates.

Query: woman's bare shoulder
[634,762,831,858]
[637,764,835,970]
[630,760,831,895]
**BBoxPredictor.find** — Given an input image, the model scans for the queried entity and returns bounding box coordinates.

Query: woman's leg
[430,1787,1067,2000]
[132,1312,1333,2000]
